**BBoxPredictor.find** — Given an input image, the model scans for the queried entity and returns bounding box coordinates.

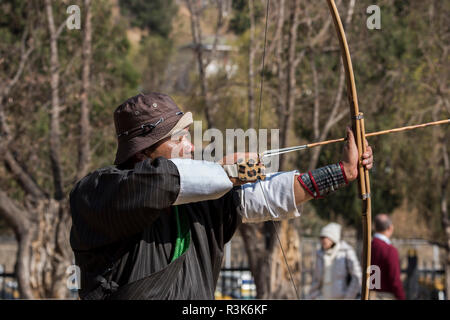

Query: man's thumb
[346,126,352,140]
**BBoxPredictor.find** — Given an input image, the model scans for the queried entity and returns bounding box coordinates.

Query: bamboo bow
[327,0,372,300]
[258,0,372,300]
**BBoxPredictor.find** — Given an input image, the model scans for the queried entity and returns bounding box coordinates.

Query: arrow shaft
[309,118,450,147]
[261,119,450,158]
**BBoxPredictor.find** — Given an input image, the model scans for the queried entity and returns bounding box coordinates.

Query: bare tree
[46,0,64,201]
[185,0,225,129]
[307,0,355,171]
[0,0,94,298]
[0,7,38,299]
[77,0,93,181]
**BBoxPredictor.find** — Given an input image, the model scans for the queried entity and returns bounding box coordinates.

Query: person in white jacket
[308,223,362,299]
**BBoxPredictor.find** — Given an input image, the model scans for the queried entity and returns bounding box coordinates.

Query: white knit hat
[320,223,342,244]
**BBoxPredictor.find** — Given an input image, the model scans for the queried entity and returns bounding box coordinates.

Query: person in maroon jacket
[370,214,406,300]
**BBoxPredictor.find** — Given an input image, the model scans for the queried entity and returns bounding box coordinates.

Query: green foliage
[117,0,176,95]
[118,0,178,37]
[0,0,27,35]
[138,35,174,93]
[229,0,264,34]
[229,0,250,34]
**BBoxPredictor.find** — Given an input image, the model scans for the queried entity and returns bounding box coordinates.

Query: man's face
[147,127,194,160]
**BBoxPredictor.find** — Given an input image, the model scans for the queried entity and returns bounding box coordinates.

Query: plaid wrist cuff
[297,162,348,199]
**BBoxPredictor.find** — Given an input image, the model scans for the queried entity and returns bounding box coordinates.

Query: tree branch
[205,0,224,68]
[2,150,47,199]
[0,190,30,237]
[2,31,34,98]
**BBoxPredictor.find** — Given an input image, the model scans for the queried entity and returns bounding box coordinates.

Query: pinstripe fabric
[69,157,242,300]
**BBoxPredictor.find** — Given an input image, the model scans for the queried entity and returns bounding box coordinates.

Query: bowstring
[256,0,300,299]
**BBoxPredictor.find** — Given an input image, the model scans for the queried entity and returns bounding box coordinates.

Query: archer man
[69,92,373,299]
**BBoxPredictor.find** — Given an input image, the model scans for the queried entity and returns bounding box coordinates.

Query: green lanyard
[170,206,191,262]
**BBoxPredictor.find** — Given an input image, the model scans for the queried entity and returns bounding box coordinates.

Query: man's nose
[188,141,195,153]
[183,136,194,152]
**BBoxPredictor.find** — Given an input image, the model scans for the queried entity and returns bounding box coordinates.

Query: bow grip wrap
[222,157,266,182]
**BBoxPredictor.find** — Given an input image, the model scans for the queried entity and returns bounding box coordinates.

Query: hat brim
[114,112,193,165]
[159,112,193,140]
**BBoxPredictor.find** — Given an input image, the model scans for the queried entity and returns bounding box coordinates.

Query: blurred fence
[215,268,256,299]
[403,249,446,300]
[0,265,19,299]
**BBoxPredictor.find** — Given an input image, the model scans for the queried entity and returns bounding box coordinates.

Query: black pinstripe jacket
[69,157,242,299]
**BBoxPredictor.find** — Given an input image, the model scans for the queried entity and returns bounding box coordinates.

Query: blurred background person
[370,214,406,300]
[308,223,362,299]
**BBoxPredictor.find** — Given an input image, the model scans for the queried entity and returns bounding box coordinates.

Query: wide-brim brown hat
[113,92,193,165]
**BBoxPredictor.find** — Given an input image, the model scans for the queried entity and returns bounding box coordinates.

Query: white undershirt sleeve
[239,170,301,223]
[170,158,233,205]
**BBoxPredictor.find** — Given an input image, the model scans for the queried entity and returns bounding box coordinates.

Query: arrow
[261,119,450,159]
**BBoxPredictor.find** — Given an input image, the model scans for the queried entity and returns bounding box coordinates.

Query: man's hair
[117,145,155,170]
[374,214,392,232]
[116,135,171,170]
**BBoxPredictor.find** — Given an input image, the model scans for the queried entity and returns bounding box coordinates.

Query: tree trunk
[239,223,274,298]
[240,220,301,299]
[269,220,301,298]
[27,199,72,298]
[0,192,72,299]
[77,0,92,181]
[45,0,64,200]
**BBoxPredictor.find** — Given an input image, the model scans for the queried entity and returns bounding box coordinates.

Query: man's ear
[142,148,153,160]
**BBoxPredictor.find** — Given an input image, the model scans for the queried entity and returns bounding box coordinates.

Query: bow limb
[326,0,372,300]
